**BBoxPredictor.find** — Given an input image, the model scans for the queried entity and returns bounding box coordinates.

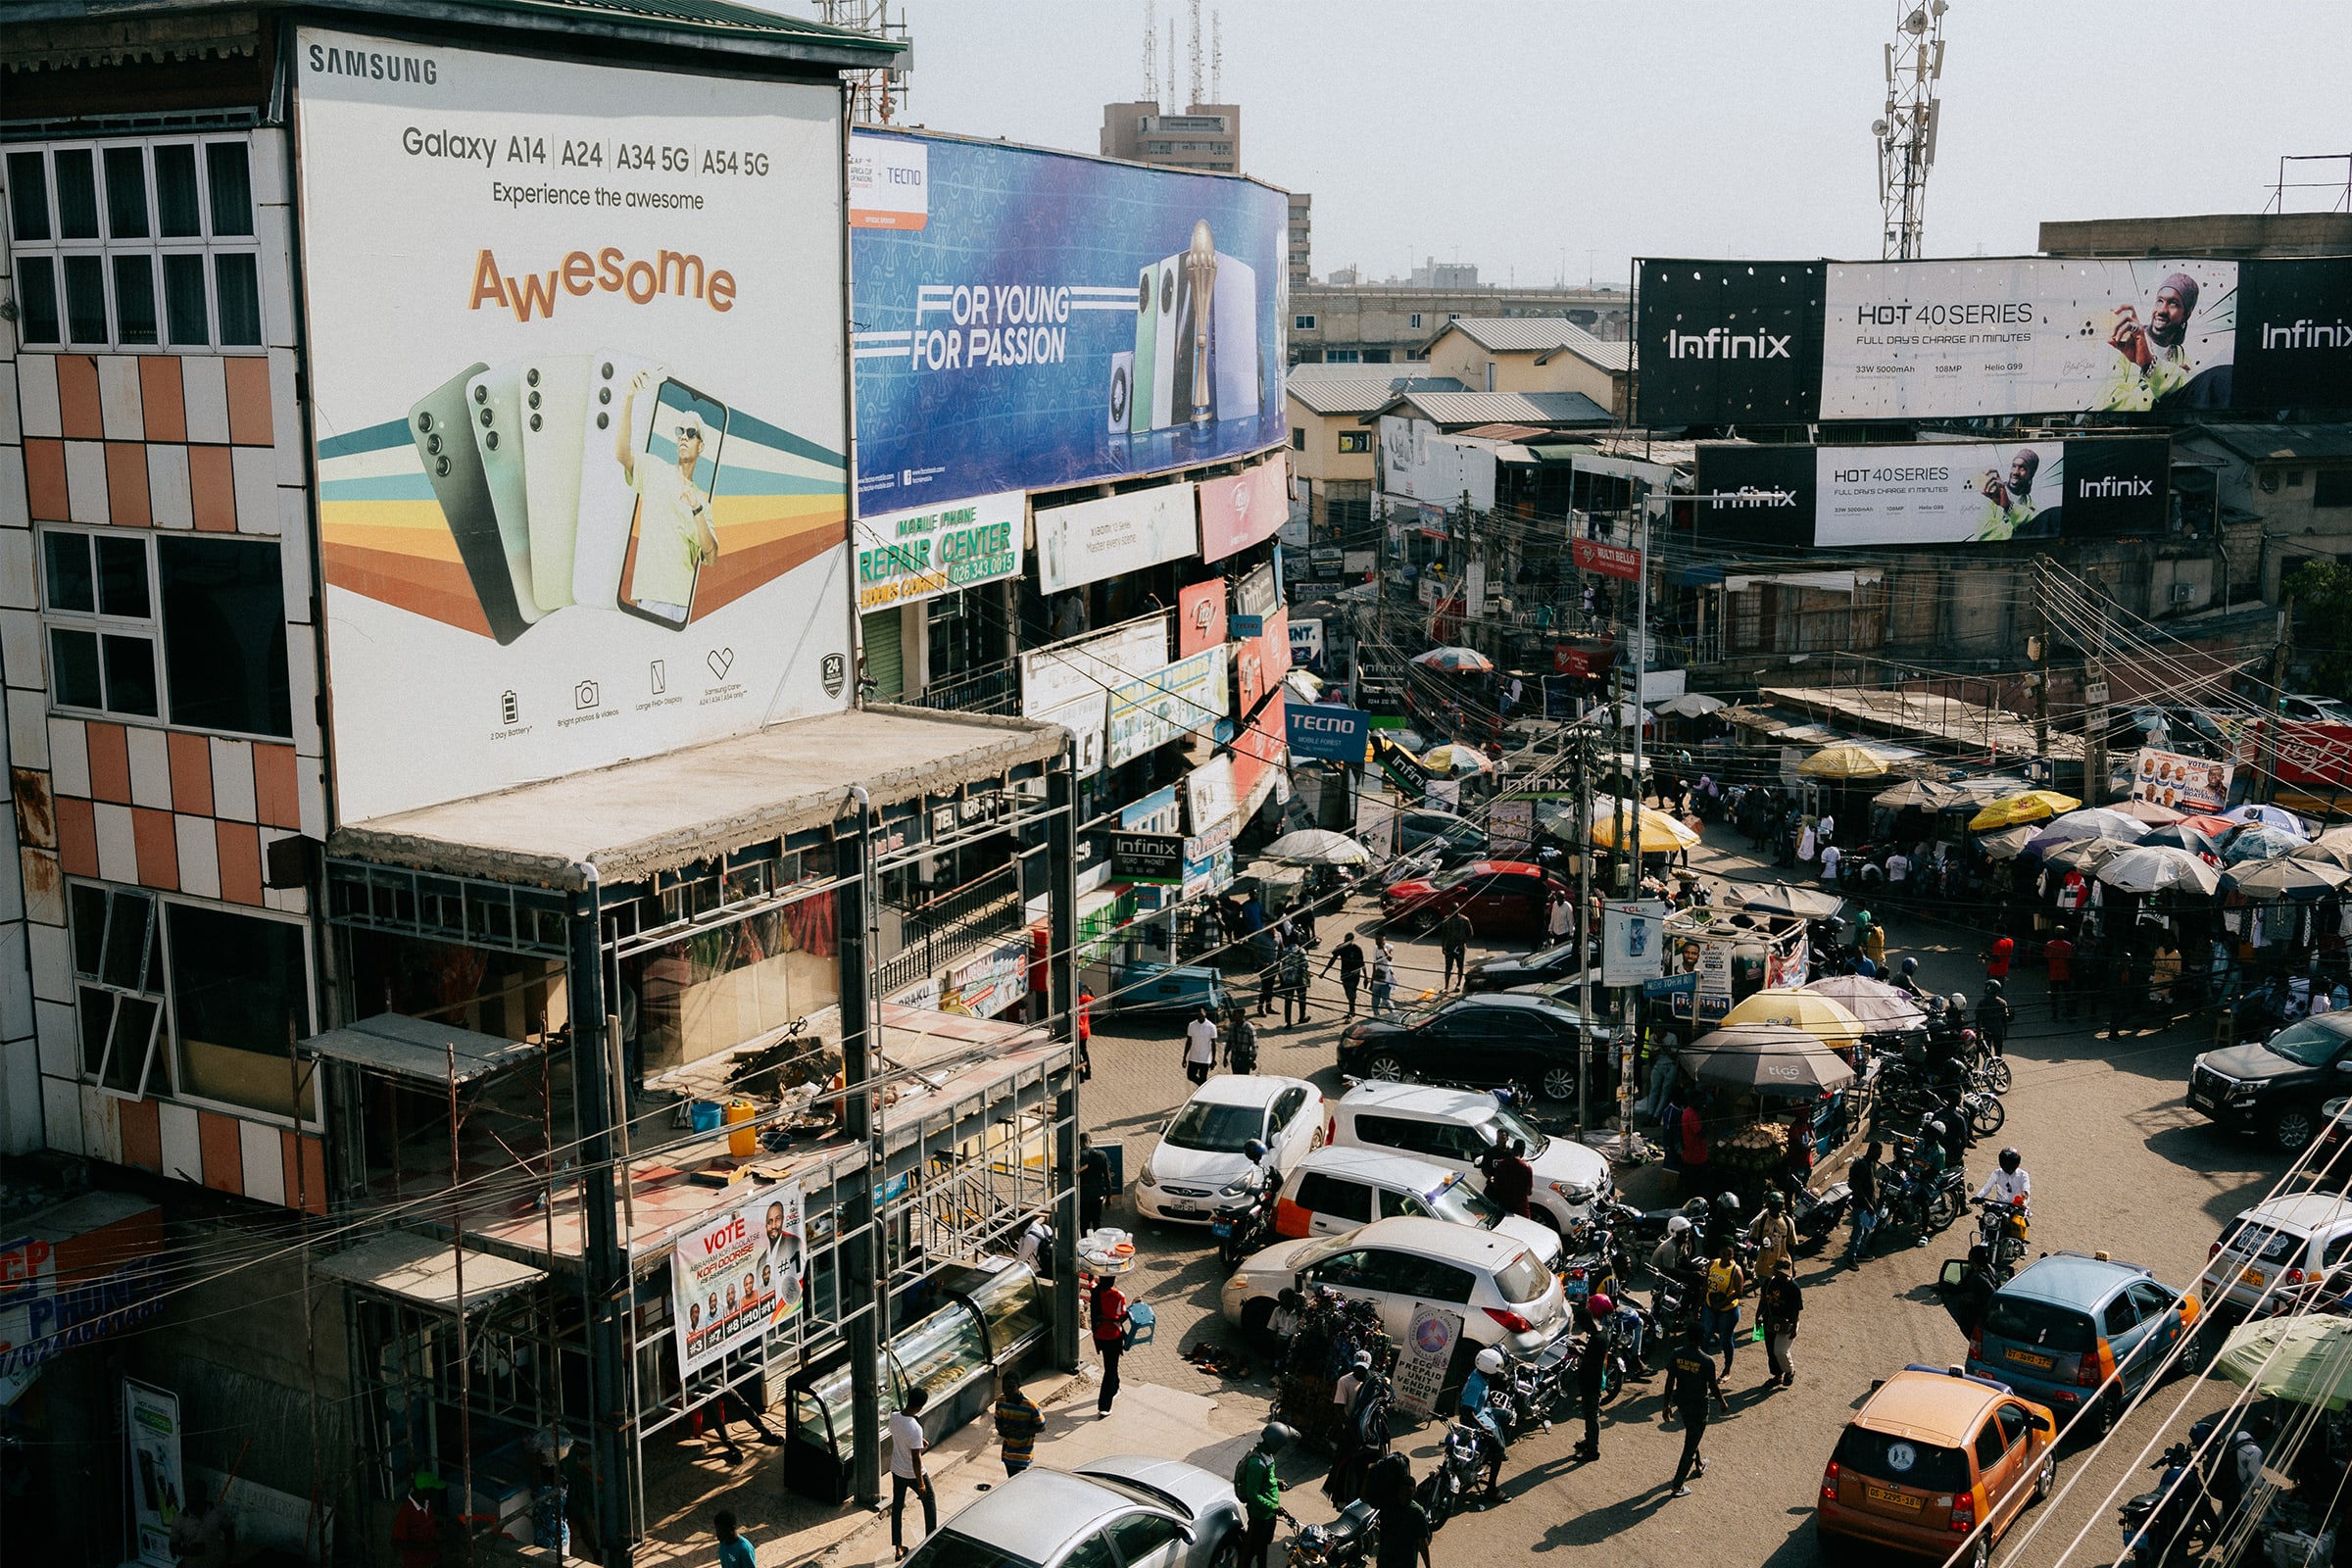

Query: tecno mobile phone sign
[296,30,853,821]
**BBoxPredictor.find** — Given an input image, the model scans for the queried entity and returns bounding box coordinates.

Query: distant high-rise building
[1100,100,1242,173]
[1287,192,1312,286]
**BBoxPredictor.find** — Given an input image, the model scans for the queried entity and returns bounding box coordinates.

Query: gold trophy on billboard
[1185,219,1217,424]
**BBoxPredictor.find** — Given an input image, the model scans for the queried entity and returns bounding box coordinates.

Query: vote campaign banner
[851,128,1289,512]
[671,1184,804,1377]
[2131,747,2232,816]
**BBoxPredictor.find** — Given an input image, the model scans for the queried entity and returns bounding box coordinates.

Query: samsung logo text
[309,43,437,83]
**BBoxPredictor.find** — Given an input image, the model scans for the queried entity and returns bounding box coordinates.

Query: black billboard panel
[2056,435,2172,538]
[2233,258,2352,411]
[1691,443,1816,546]
[1636,260,1824,425]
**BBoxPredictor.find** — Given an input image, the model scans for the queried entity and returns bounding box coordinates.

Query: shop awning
[300,1012,543,1085]
[317,1231,548,1314]
[326,703,1066,889]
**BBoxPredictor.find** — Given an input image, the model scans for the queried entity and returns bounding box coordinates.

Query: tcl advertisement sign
[1177,577,1227,657]
[1199,458,1290,563]
[1635,260,1824,424]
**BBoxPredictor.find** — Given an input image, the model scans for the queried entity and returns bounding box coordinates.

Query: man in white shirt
[1977,1148,2031,1208]
[1184,1008,1219,1085]
[1819,843,1843,884]
[1817,811,1838,848]
[1886,851,1910,892]
[889,1390,936,1559]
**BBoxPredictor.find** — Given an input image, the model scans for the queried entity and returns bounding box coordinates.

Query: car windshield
[902,1532,1044,1568]
[1163,1100,1267,1152]
[1432,865,1483,890]
[1493,1250,1551,1303]
[1983,1296,2095,1351]
[1290,1232,1365,1270]
[2266,1020,2348,1067]
[1426,1173,1506,1228]
[2216,1221,2306,1267]
[1833,1427,1972,1494]
[1488,1103,1550,1157]
[1515,942,1578,969]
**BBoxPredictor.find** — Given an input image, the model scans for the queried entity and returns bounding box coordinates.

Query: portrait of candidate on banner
[762,1185,806,1326]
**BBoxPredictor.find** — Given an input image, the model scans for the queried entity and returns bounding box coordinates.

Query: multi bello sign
[1572,539,1642,582]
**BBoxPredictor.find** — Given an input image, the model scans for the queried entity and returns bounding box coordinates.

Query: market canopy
[2226,826,2308,864]
[1422,744,1495,775]
[1680,1023,1856,1093]
[1969,790,2081,831]
[1797,742,1895,780]
[2216,1314,2352,1410]
[2293,829,2352,872]
[2025,808,2151,852]
[1410,646,1494,673]
[1730,881,1844,919]
[2114,799,2186,826]
[1651,693,1728,718]
[2038,836,2135,874]
[1975,824,2040,861]
[1874,778,1967,810]
[2095,844,2223,897]
[2223,858,2352,902]
[1262,829,1370,865]
[1588,798,1699,853]
[2221,803,2308,836]
[1718,989,1865,1047]
[1800,974,1928,1032]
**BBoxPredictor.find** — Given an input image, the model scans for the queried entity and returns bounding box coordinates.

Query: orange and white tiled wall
[1,127,329,1210]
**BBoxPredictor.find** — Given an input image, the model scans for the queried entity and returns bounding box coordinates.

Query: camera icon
[574,680,601,710]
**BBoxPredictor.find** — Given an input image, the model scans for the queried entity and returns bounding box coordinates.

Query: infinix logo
[2260,318,2350,350]
[2079,475,2155,498]
[1665,326,1791,360]
[1720,485,1795,508]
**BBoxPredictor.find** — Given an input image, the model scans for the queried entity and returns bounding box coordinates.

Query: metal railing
[875,862,1024,998]
[906,658,1021,716]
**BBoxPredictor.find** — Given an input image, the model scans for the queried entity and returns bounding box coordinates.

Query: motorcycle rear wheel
[1981,1057,2013,1093]
[1970,1096,2007,1136]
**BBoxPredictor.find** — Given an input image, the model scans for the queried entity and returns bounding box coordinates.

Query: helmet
[1667,1215,1692,1236]
[1998,1147,2022,1173]
[1960,1029,1979,1046]
[1900,956,1919,975]
[1259,1422,1296,1450]
[1712,1193,1741,1217]
[1926,1120,1945,1138]
[1587,1293,1615,1318]
[1925,995,1946,1013]
[1352,1350,1374,1371]
[1244,1138,1268,1163]
[1950,993,1968,1012]
[1475,1348,1505,1375]
[1765,1189,1788,1212]
[1682,1197,1711,1219]
[1985,979,2003,996]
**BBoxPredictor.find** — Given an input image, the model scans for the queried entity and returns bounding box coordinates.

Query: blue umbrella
[2226,826,2308,864]
[2221,803,2308,837]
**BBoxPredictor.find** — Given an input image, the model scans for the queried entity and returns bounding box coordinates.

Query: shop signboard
[1200,458,1291,563]
[945,939,1029,1018]
[1106,645,1230,766]
[849,128,1289,511]
[856,490,1024,612]
[1572,539,1642,582]
[1035,693,1106,777]
[1821,258,2241,419]
[297,29,853,821]
[1186,756,1239,837]
[1601,901,1669,987]
[1491,799,1535,857]
[1635,259,1825,424]
[1110,830,1185,885]
[1393,1303,1465,1418]
[1035,484,1200,594]
[124,1380,185,1568]
[1287,704,1369,763]
[671,1183,805,1378]
[1289,618,1325,666]
[1020,615,1169,718]
[1177,577,1228,657]
[1670,943,1736,1024]
[2130,747,2232,815]
[0,1196,167,1405]
[1690,444,1815,547]
[1376,738,1430,798]
[1378,416,1497,511]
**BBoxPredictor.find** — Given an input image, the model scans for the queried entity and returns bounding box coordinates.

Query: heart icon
[707,648,734,679]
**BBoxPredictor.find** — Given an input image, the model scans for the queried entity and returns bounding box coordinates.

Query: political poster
[1393,1303,1465,1418]
[297,30,854,821]
[1821,258,2239,419]
[1635,259,1825,424]
[850,128,1289,512]
[672,1184,803,1377]
[855,490,1024,613]
[1601,901,1669,987]
[2131,747,2232,816]
[123,1380,185,1568]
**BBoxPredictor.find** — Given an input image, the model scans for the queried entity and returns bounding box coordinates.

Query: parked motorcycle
[2119,1438,2216,1567]
[1787,1179,1853,1251]
[1214,1164,1280,1269]
[1977,1198,2031,1283]
[1499,1337,1574,1435]
[1283,1501,1377,1568]
[1423,1418,1493,1528]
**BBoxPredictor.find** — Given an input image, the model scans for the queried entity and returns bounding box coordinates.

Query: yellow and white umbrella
[1797,742,1894,780]
[1588,797,1699,853]
[1968,790,2081,831]
[1719,988,1866,1048]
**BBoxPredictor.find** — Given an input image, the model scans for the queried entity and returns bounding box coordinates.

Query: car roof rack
[1902,1362,2014,1396]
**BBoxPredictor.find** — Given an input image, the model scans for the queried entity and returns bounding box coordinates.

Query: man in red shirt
[1076,988,1094,1081]
[1091,1276,1129,1414]
[1984,934,2015,983]
[1486,1138,1535,1217]
[392,1473,444,1568]
[2044,933,2075,1021]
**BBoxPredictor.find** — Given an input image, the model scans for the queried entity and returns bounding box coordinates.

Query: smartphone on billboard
[615,376,727,629]
[517,354,591,612]
[1211,251,1260,420]
[1131,263,1159,432]
[465,363,546,624]
[573,351,664,610]
[408,363,531,646]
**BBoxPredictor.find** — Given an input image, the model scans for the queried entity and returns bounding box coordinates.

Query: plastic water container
[724,1099,759,1157]
[688,1101,723,1134]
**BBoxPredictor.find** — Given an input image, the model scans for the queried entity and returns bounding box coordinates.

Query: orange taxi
[1816,1364,2058,1567]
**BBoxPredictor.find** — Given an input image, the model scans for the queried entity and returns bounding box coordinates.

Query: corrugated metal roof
[2184,424,2352,464]
[1538,337,1633,373]
[1454,422,1552,441]
[1287,369,1466,416]
[1370,389,1612,429]
[1433,318,1633,372]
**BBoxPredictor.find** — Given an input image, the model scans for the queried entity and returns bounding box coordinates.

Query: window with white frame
[71,877,318,1119]
[6,134,264,351]
[1294,314,1316,330]
[41,526,294,737]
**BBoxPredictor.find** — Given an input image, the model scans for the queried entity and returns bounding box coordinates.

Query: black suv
[1462,939,1596,995]
[2188,1014,2352,1152]
[1339,992,1608,1103]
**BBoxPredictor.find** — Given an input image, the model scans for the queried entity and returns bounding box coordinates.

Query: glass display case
[936,1257,1048,1361]
[784,1354,905,1503]
[892,1300,990,1407]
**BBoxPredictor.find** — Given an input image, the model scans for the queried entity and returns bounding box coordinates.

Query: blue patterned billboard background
[851,129,1289,514]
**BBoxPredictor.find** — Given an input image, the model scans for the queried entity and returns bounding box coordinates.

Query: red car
[1380,859,1569,939]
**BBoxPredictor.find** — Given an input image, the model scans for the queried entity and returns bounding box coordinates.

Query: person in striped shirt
[994,1371,1045,1475]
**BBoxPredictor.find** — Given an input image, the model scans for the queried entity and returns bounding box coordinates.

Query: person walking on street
[1370,938,1397,1017]
[1758,1256,1802,1388]
[1983,932,2016,984]
[1183,1007,1218,1086]
[1280,940,1311,1027]
[1078,1132,1109,1232]
[1075,987,1094,1081]
[1700,1242,1747,1378]
[1374,1487,1432,1568]
[1091,1275,1130,1413]
[1978,980,2011,1055]
[1749,1190,1798,1279]
[994,1372,1044,1476]
[2044,930,2076,1020]
[1235,1423,1294,1568]
[1844,1141,1884,1262]
[1325,932,1366,1017]
[1572,1310,1610,1461]
[1437,907,1474,989]
[392,1472,445,1568]
[1663,1328,1728,1497]
[889,1390,937,1560]
[1860,916,1886,971]
[713,1511,754,1568]
[1256,949,1279,1018]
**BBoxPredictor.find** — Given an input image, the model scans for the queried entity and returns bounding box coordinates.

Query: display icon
[574,680,600,710]
[651,660,667,695]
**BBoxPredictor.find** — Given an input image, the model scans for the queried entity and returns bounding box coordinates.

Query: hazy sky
[845,0,2351,288]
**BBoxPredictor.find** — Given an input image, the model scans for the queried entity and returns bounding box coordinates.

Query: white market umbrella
[1652,693,1728,719]
[2096,844,2222,897]
[1263,829,1371,865]
[1801,974,1929,1032]
[1410,646,1494,674]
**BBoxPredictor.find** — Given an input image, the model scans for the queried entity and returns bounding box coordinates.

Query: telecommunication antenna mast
[1143,0,1159,110]
[1210,10,1222,104]
[1874,0,1948,259]
[816,0,909,124]
[1187,0,1203,107]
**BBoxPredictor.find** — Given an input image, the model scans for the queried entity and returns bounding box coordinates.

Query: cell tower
[1188,0,1203,108]
[816,0,909,124]
[1143,0,1159,109]
[1166,21,1177,111]
[1874,1,1948,260]
[1211,10,1222,104]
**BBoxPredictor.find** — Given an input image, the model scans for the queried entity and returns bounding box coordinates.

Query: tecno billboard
[1694,436,2170,546]
[849,129,1290,513]
[297,31,851,821]
[1634,260,1826,424]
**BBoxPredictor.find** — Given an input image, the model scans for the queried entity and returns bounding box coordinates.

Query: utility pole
[1576,729,1593,1137]
[2082,586,2109,808]
[2031,558,2049,781]
[2261,598,2294,805]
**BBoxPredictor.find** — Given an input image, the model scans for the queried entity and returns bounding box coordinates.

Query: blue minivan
[1950,1252,2198,1437]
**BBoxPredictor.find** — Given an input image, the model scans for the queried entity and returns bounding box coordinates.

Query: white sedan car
[1133,1074,1325,1225]
[1221,1214,1572,1356]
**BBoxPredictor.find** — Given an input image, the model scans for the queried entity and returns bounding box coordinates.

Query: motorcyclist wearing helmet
[1651,1214,1702,1295]
[1573,1297,1611,1461]
[1914,1120,1950,1175]
[1703,1191,1742,1255]
[1979,1146,2030,1208]
[1893,955,1925,999]
[1749,1189,1798,1279]
[1326,1351,1385,1507]
[1235,1422,1295,1567]
[1460,1347,1509,1498]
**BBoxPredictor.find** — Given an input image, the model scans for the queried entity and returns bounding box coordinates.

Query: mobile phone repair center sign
[297,30,855,820]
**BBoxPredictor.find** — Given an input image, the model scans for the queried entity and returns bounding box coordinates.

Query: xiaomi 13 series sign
[296,29,853,821]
